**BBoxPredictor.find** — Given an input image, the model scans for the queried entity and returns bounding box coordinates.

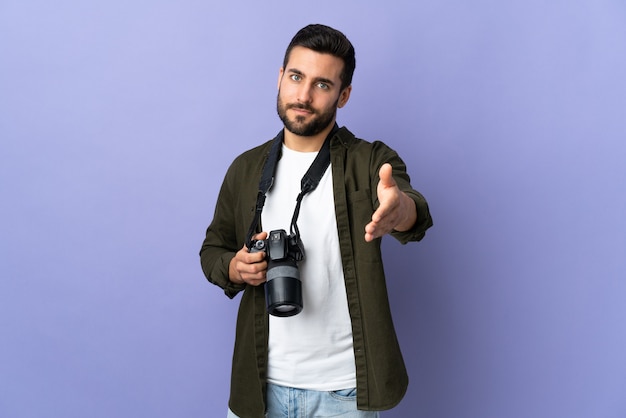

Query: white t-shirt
[262,144,356,391]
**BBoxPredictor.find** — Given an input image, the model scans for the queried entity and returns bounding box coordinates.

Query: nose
[296,85,313,104]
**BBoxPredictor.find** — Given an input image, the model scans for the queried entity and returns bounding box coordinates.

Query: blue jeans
[227,383,380,417]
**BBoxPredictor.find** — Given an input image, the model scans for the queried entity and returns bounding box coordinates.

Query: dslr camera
[249,229,304,317]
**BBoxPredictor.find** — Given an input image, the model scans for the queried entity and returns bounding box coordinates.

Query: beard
[277,93,339,137]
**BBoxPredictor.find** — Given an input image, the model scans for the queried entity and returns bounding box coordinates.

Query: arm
[199,190,246,298]
[199,141,275,297]
[365,142,432,244]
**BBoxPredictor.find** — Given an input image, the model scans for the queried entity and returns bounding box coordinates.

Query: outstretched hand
[364,163,417,242]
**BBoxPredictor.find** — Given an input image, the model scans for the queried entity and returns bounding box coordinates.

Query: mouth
[288,105,314,116]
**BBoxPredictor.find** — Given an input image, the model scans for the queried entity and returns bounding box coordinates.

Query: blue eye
[290,74,302,82]
[317,82,329,90]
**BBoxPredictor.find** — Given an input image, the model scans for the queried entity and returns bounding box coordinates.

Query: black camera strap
[245,124,338,249]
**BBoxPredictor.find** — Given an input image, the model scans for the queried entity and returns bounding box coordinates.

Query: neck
[283,121,337,152]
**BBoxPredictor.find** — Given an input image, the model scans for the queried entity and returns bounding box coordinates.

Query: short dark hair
[282,24,356,91]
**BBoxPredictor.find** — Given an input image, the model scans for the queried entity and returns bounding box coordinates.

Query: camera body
[250,229,304,317]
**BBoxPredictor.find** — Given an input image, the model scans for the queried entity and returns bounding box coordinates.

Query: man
[200,24,432,418]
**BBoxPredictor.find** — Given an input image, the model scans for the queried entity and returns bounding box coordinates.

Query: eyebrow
[287,68,336,87]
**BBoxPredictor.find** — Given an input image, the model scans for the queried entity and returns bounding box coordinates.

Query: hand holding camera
[228,232,268,287]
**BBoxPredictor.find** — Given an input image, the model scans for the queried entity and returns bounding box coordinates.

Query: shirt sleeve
[199,160,247,298]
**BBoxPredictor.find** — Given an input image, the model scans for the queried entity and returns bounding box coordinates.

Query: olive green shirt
[200,127,432,417]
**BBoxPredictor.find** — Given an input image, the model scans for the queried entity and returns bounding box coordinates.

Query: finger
[364,223,382,242]
[371,193,397,224]
[242,245,266,264]
[364,215,386,240]
[238,258,267,285]
[253,231,268,241]
[368,198,401,237]
[378,163,395,188]
[246,231,268,251]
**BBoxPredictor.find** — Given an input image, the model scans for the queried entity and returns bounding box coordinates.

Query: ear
[277,67,284,90]
[337,85,352,108]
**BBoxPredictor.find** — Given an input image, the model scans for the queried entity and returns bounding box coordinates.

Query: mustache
[286,103,315,113]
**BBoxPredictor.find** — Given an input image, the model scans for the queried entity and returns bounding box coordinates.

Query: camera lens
[265,258,302,317]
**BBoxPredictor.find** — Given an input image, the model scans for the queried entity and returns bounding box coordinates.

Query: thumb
[378,163,395,188]
[254,231,269,241]
[246,231,268,250]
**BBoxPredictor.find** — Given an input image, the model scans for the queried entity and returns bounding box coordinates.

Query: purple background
[1,1,625,417]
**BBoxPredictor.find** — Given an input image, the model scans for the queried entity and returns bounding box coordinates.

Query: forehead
[284,46,344,82]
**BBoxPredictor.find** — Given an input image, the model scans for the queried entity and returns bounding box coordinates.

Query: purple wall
[1,1,625,417]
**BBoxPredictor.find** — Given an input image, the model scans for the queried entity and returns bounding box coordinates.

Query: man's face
[277,46,351,137]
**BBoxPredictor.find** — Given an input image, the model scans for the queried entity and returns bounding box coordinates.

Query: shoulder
[335,126,404,166]
[223,138,274,178]
[231,139,274,166]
